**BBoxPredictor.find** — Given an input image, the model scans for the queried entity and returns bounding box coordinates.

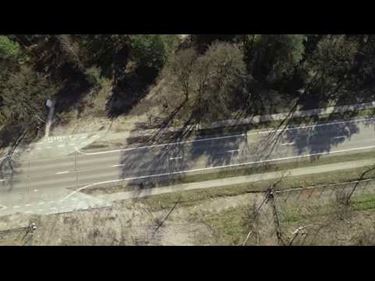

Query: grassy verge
[135,164,375,212]
[183,186,375,245]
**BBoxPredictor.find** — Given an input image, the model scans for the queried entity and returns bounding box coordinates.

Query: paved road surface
[0,117,375,215]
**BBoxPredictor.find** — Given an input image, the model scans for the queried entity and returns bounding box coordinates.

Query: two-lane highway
[1,117,375,211]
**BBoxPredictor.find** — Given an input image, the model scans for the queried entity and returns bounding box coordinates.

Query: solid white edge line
[62,143,375,201]
[76,117,375,156]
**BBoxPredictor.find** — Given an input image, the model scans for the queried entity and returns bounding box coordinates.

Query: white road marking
[112,164,124,168]
[56,171,70,175]
[227,149,239,153]
[333,136,346,140]
[282,141,295,146]
[63,143,375,201]
[76,117,375,156]
[169,156,183,160]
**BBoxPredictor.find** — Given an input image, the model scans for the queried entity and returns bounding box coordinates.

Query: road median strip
[93,158,375,202]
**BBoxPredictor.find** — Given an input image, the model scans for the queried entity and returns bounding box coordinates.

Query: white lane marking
[227,149,239,153]
[63,143,375,201]
[282,141,295,146]
[333,136,346,140]
[56,171,70,175]
[76,117,375,156]
[169,156,183,160]
[112,164,124,168]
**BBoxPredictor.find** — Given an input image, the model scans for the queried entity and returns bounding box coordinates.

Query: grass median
[82,149,375,196]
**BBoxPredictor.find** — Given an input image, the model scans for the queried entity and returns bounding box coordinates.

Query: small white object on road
[112,164,124,168]
[333,136,346,140]
[227,149,240,153]
[56,171,70,175]
[46,99,53,108]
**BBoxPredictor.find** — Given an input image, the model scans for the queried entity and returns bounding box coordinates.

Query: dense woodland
[1,34,375,150]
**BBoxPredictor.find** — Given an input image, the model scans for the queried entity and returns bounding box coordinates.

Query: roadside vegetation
[2,35,375,153]
[2,34,375,245]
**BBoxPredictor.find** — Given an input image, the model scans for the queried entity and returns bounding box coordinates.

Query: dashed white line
[112,164,124,168]
[333,136,346,140]
[227,149,239,153]
[281,141,295,146]
[56,171,70,175]
[169,156,183,160]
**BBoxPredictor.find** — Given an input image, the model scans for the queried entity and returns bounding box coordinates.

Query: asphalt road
[1,117,375,214]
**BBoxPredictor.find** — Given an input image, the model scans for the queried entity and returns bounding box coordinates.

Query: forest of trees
[1,34,375,150]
